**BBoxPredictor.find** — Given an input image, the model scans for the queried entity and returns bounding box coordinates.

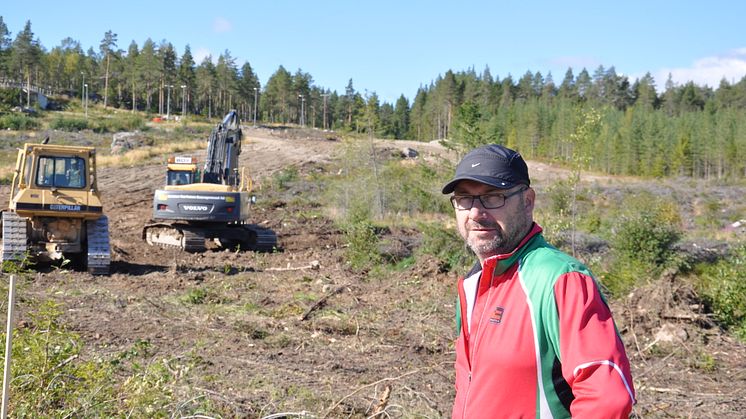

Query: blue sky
[3,0,746,103]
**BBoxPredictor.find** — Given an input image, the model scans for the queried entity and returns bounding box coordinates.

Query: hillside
[1,125,745,418]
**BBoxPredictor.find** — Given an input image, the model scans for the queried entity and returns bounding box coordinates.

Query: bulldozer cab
[9,143,102,221]
[36,156,86,188]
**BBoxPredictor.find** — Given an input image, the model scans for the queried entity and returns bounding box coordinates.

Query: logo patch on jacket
[489,306,505,324]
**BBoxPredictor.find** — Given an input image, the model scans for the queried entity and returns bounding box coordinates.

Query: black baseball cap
[442,144,530,194]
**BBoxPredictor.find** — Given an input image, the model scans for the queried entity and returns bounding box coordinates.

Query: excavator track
[86,215,111,275]
[1,211,28,264]
[144,224,184,248]
[246,225,278,252]
[143,223,207,253]
[143,222,277,253]
[182,229,207,253]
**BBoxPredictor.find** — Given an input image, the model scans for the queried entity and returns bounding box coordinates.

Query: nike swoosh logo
[471,163,481,168]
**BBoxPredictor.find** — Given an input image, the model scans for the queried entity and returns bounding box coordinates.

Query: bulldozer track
[1,211,28,264]
[86,215,111,275]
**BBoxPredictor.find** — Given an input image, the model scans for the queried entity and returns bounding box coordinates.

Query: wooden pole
[1,275,16,419]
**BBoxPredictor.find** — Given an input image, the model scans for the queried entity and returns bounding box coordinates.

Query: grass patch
[1,300,209,417]
[0,113,40,130]
[97,139,205,167]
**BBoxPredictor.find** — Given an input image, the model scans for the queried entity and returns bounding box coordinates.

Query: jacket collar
[481,223,543,276]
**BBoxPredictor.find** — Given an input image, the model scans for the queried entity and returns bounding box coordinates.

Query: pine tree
[178,45,196,115]
[138,38,160,112]
[215,50,238,114]
[195,56,216,118]
[124,40,140,111]
[264,65,293,123]
[0,16,12,78]
[393,95,410,139]
[237,61,259,121]
[99,30,118,108]
[558,68,576,100]
[158,41,178,114]
[10,20,42,107]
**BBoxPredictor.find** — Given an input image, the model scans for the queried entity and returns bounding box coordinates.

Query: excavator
[142,110,277,253]
[1,141,110,274]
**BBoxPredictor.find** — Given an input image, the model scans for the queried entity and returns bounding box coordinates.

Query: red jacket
[453,224,635,418]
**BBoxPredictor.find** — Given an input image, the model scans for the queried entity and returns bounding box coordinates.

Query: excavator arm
[202,110,242,185]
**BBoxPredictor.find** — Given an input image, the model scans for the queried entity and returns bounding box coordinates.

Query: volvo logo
[182,205,209,212]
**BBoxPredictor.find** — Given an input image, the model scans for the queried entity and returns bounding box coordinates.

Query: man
[443,144,635,418]
[66,159,83,187]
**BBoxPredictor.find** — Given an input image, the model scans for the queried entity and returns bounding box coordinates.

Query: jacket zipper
[461,268,496,418]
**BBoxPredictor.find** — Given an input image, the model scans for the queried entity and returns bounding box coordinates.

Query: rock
[654,323,689,343]
[401,147,419,158]
[111,131,148,155]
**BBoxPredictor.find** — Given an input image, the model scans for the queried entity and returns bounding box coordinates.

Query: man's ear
[523,187,536,212]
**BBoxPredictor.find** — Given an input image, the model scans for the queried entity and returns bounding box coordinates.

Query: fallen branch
[369,385,391,417]
[324,368,421,417]
[264,260,320,272]
[260,412,314,419]
[646,386,682,394]
[46,354,78,376]
[300,284,348,321]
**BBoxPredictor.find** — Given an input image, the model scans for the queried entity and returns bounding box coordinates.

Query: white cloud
[213,17,232,33]
[653,49,746,89]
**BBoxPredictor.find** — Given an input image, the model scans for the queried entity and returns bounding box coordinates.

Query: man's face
[453,180,535,262]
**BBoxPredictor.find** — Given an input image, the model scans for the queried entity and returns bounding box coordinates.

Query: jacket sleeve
[553,272,636,418]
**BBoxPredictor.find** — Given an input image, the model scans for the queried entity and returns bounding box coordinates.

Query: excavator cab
[1,142,111,274]
[165,156,199,186]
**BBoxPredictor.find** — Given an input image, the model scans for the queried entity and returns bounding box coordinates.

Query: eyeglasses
[450,187,527,210]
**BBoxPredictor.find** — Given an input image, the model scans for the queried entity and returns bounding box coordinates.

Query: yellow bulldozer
[0,141,110,275]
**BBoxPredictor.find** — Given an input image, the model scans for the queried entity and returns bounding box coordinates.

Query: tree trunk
[131,81,136,112]
[25,67,32,108]
[103,54,110,108]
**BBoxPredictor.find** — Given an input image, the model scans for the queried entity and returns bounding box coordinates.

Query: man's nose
[468,199,488,219]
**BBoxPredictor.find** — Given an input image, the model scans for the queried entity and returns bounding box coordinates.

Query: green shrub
[602,193,683,295]
[612,210,681,267]
[271,166,299,190]
[342,203,381,270]
[417,221,473,273]
[182,287,210,304]
[696,243,746,340]
[546,179,573,214]
[0,114,40,130]
[49,116,89,131]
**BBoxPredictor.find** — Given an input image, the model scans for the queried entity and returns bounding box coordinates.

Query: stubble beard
[465,215,532,260]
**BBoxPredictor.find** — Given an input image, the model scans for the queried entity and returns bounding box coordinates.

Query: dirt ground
[3,126,746,418]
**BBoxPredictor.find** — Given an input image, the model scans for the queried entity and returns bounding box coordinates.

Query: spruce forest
[2,18,746,180]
